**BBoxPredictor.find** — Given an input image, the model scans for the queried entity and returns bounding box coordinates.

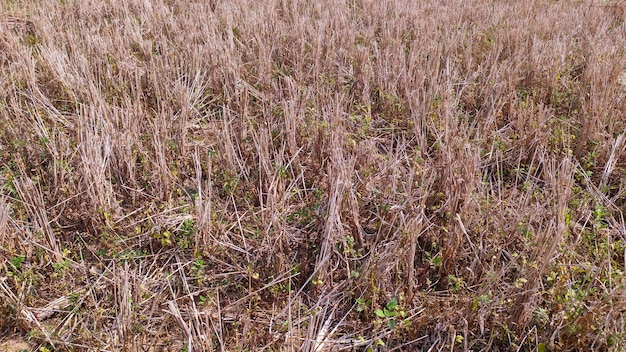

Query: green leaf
[11,255,25,269]
[375,309,386,318]
[432,255,442,266]
[538,343,547,352]
[383,308,397,317]
[386,297,398,310]
[356,298,365,312]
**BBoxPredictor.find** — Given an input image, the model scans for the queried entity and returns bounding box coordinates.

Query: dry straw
[0,0,625,350]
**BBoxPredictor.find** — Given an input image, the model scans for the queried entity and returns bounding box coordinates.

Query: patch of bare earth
[0,337,32,352]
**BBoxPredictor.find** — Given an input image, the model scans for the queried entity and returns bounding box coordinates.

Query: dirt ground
[0,337,32,352]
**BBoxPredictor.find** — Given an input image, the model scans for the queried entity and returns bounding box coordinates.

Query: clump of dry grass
[1,0,625,350]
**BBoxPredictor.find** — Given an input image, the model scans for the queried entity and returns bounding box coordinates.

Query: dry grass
[0,0,625,350]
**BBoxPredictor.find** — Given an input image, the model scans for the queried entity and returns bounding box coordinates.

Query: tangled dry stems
[0,0,625,350]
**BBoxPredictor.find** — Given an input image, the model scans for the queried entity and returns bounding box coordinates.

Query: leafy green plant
[217,169,240,196]
[340,235,356,255]
[154,230,173,247]
[191,258,207,284]
[356,297,370,313]
[447,275,466,292]
[375,297,406,329]
[175,219,197,249]
[11,254,25,270]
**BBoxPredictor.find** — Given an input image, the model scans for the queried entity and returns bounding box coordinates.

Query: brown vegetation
[1,0,625,350]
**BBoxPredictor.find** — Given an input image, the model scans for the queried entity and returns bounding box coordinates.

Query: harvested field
[0,0,625,350]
